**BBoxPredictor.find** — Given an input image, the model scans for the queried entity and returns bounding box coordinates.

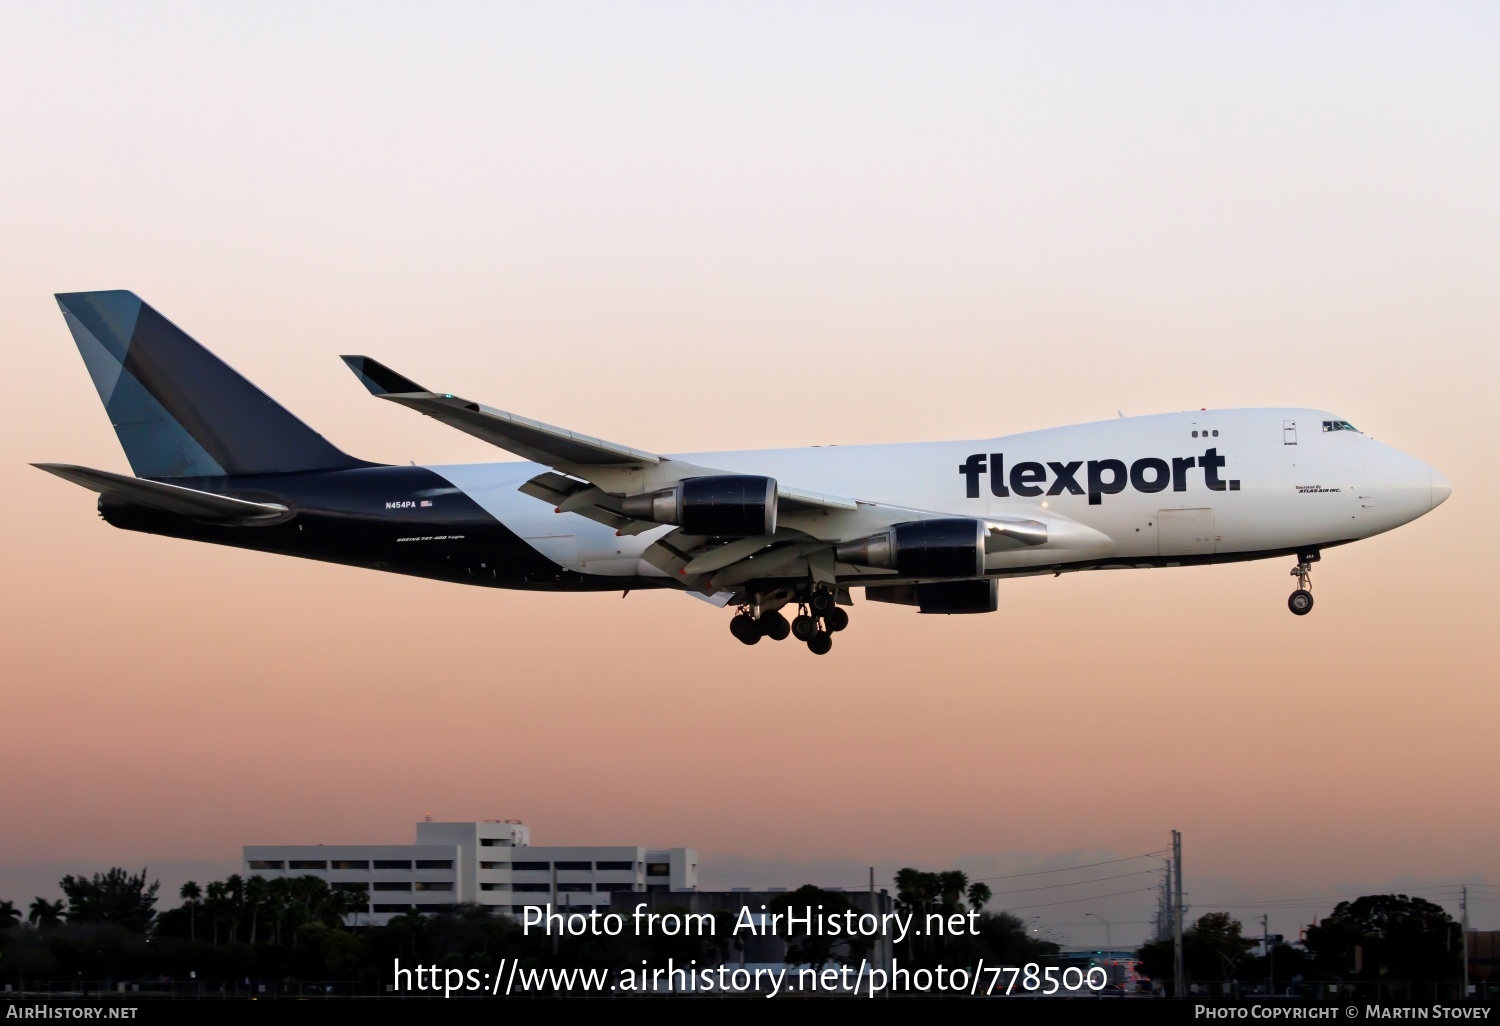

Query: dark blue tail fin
[57,291,366,478]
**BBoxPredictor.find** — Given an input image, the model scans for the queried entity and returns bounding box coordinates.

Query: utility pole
[1261,914,1271,994]
[1462,886,1469,997]
[1173,830,1185,999]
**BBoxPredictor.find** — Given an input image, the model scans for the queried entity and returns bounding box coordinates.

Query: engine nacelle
[917,579,998,613]
[621,475,778,537]
[835,518,985,578]
[864,579,999,613]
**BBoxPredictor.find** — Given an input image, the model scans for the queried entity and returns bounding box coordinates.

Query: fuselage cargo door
[1157,508,1216,557]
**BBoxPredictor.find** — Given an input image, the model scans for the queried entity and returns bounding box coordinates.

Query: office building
[244,819,697,926]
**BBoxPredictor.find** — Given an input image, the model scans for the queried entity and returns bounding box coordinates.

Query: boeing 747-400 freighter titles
[36,292,1451,654]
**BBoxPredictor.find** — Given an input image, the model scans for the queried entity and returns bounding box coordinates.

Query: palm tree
[324,888,365,930]
[223,874,245,942]
[966,882,992,912]
[937,870,969,912]
[286,876,329,949]
[266,878,292,946]
[27,897,66,931]
[0,900,20,928]
[244,876,269,945]
[179,881,201,942]
[204,881,227,947]
[896,868,979,959]
[387,908,427,958]
[895,868,941,917]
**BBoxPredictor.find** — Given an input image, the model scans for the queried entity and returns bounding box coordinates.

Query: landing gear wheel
[729,613,762,644]
[791,614,818,642]
[761,611,791,641]
[1288,555,1316,616]
[823,606,849,632]
[807,631,833,655]
[809,589,835,615]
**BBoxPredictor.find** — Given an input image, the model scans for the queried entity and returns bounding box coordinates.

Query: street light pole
[1086,912,1112,949]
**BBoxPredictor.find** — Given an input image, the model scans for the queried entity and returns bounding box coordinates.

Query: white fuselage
[428,408,1449,583]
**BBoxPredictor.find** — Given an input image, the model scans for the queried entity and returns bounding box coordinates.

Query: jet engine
[621,475,777,537]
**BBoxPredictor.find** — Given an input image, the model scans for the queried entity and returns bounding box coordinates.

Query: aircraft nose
[1430,466,1452,509]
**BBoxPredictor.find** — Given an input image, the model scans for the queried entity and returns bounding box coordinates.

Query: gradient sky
[2,2,1496,947]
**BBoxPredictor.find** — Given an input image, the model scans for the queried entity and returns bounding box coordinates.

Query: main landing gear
[1288,550,1319,616]
[729,610,785,644]
[729,586,848,654]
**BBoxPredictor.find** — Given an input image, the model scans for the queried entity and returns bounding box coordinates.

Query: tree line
[1135,895,1477,996]
[0,865,1055,990]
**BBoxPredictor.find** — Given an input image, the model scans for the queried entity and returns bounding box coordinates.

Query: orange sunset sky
[1,3,1496,946]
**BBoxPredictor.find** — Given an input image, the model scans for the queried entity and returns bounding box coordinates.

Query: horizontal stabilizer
[33,463,289,522]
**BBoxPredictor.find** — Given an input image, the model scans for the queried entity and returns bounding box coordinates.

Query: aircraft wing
[341,356,860,518]
[341,356,658,468]
[33,463,289,522]
[339,356,1080,596]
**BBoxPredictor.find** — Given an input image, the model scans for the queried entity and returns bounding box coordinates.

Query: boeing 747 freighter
[36,292,1451,654]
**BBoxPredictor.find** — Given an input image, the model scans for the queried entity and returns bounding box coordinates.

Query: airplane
[36,291,1451,655]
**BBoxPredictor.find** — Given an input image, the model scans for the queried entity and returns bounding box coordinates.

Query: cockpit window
[1322,420,1359,433]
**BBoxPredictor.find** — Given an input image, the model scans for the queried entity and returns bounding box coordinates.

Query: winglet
[341,355,428,396]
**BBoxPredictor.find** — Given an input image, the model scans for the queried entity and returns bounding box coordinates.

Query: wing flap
[703,542,817,587]
[516,471,591,506]
[518,472,659,534]
[681,534,781,576]
[777,486,859,513]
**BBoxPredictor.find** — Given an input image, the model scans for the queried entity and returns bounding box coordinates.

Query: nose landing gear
[1288,551,1318,616]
